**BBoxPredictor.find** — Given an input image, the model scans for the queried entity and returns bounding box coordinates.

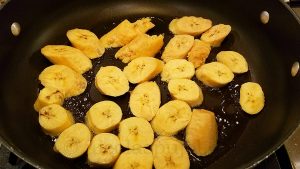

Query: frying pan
[0,0,300,168]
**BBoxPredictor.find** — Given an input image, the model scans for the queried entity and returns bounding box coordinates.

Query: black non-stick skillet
[0,0,300,168]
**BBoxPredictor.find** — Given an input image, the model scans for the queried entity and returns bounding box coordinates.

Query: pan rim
[1,125,300,169]
[246,123,300,169]
[243,3,300,168]
[0,1,299,169]
[280,0,300,24]
[0,137,44,169]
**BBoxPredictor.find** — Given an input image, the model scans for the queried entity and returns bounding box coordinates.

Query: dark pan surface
[0,0,299,169]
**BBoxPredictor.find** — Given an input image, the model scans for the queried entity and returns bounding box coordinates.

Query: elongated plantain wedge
[100,18,155,48]
[187,39,211,68]
[186,109,218,156]
[41,45,92,74]
[133,17,155,34]
[99,20,136,48]
[115,34,164,63]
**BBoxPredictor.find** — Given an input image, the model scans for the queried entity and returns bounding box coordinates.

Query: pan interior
[0,0,297,169]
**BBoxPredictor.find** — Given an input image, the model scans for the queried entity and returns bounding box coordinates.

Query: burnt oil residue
[55,16,252,168]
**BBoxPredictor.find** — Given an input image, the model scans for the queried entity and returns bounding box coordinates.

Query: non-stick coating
[0,0,300,169]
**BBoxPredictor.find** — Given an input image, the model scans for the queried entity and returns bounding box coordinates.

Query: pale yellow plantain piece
[41,45,92,74]
[115,34,164,63]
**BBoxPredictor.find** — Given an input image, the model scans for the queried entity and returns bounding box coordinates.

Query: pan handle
[284,0,300,6]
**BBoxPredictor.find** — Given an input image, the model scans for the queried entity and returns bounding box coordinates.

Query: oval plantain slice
[200,24,231,47]
[216,51,248,74]
[88,133,121,167]
[152,136,190,169]
[34,87,64,112]
[54,123,91,159]
[239,82,265,114]
[67,28,105,59]
[196,62,234,88]
[38,65,87,98]
[169,16,212,36]
[161,35,194,62]
[39,104,74,137]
